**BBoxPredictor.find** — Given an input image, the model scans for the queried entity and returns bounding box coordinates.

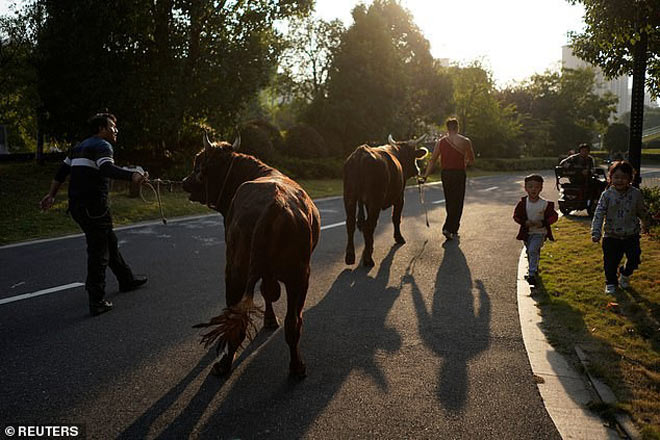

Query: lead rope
[140,178,182,225]
[418,179,430,227]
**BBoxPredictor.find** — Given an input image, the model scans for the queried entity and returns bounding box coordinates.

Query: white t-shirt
[526,197,548,235]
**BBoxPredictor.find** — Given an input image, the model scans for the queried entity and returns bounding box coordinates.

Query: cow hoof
[394,235,406,244]
[289,362,307,379]
[264,315,280,329]
[345,253,355,265]
[211,356,233,377]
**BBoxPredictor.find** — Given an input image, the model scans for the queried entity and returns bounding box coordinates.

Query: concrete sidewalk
[516,247,621,440]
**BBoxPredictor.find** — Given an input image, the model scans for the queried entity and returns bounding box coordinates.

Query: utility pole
[628,26,648,187]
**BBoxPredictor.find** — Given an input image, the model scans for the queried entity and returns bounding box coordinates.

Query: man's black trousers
[70,202,134,303]
[441,169,466,234]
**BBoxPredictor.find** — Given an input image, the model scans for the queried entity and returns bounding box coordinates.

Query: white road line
[321,221,346,230]
[0,282,84,306]
[431,199,445,204]
[482,186,499,191]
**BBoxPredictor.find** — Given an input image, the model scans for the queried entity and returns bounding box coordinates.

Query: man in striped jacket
[40,113,149,316]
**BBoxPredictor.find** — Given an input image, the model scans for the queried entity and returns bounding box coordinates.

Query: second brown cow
[344,135,428,267]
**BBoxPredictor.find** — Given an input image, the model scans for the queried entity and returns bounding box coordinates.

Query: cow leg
[284,271,309,378]
[344,196,357,265]
[360,204,380,267]
[392,195,405,244]
[261,277,281,329]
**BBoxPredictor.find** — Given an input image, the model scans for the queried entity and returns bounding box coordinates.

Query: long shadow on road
[141,244,404,439]
[405,239,491,412]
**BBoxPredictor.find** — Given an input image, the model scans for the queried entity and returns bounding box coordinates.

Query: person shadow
[404,240,491,412]
[122,244,404,439]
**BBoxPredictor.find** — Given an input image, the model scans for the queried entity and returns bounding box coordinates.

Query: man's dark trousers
[441,169,466,234]
[69,201,134,303]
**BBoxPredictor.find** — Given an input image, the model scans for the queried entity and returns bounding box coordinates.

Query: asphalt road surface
[7,167,654,439]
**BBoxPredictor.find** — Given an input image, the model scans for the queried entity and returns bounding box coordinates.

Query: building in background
[562,45,629,119]
[562,45,658,119]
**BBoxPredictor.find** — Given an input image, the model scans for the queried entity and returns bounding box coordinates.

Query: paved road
[5,166,654,439]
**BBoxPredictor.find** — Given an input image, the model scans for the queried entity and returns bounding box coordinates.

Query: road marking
[321,221,346,230]
[431,199,445,204]
[483,186,499,191]
[0,282,84,306]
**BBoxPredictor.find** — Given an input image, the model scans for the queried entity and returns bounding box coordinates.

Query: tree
[448,61,521,157]
[567,0,660,184]
[603,122,630,153]
[0,3,40,152]
[312,0,453,154]
[280,17,345,103]
[20,0,313,162]
[500,68,616,156]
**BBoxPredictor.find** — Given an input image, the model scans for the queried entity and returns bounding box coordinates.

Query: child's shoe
[619,274,630,289]
[525,273,537,286]
[605,284,617,294]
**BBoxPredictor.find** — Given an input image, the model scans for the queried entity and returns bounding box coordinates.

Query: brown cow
[344,135,427,267]
[182,133,321,378]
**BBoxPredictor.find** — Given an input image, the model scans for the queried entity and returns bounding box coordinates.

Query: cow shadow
[405,240,491,411]
[142,244,403,439]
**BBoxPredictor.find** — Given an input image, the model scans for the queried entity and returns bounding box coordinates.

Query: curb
[516,247,621,439]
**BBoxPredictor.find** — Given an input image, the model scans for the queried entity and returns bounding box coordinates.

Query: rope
[139,178,183,225]
[418,179,430,228]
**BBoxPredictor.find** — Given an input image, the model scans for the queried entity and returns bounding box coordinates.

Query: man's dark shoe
[90,300,113,316]
[119,275,148,292]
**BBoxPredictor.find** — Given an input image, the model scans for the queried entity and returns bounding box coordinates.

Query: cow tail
[193,206,284,354]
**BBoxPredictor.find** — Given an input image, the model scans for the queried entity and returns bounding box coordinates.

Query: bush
[641,186,660,227]
[272,154,343,179]
[283,124,329,158]
[245,119,284,152]
[239,122,275,162]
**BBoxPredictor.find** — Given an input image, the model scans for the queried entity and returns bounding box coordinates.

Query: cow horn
[415,134,428,144]
[203,131,212,152]
[232,133,241,151]
[388,134,396,145]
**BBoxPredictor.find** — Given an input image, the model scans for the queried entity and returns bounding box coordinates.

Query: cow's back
[344,145,404,209]
[227,174,320,283]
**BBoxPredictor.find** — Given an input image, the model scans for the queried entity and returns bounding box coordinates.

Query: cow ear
[203,131,213,152]
[232,133,241,151]
[415,147,429,159]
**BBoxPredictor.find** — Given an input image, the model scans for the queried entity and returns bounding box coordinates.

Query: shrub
[641,185,660,227]
[283,124,329,159]
[239,122,274,162]
[272,155,343,179]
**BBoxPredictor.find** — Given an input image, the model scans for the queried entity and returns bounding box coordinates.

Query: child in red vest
[513,175,559,285]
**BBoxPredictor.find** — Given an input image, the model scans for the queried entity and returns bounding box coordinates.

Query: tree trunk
[628,30,647,187]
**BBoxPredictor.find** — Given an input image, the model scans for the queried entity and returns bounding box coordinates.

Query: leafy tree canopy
[313,0,453,153]
[568,0,660,97]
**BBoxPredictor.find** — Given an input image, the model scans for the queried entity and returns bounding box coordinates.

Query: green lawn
[538,217,660,438]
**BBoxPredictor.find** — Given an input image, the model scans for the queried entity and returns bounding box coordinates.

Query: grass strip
[537,216,660,438]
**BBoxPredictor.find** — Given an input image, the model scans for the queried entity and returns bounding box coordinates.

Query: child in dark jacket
[513,175,559,285]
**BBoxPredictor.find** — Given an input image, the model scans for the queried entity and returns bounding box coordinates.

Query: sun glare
[314,0,586,86]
